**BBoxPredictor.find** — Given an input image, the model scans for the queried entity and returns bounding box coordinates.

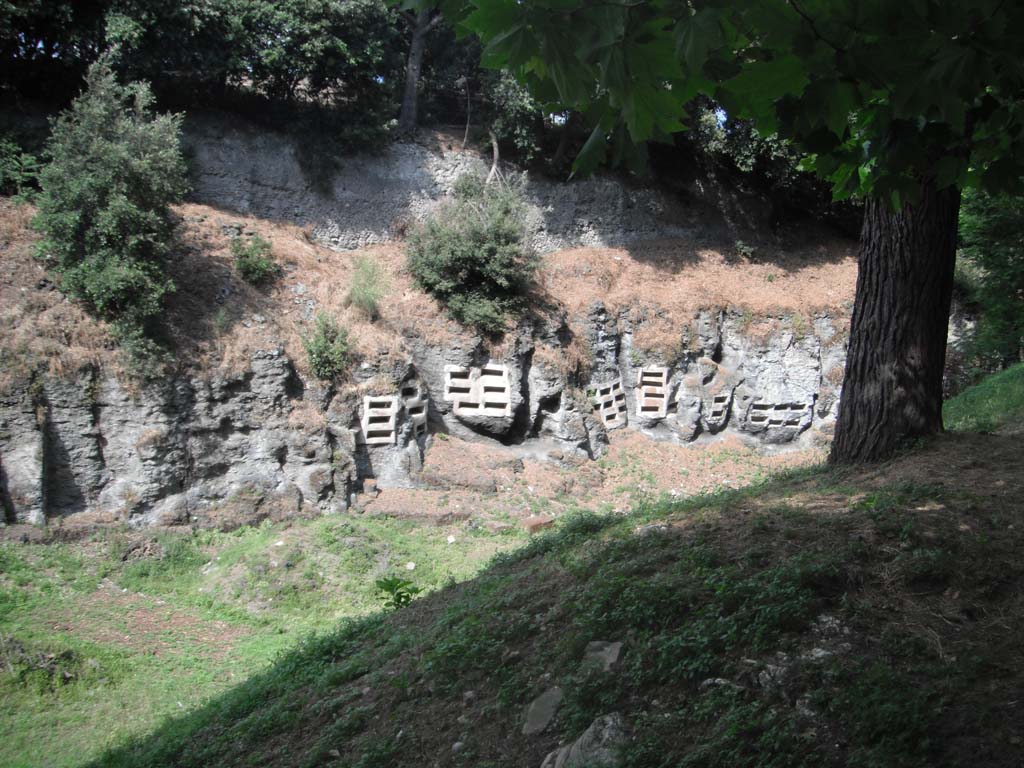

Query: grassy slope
[944,362,1024,432]
[78,366,1024,768]
[0,517,525,768]
[4,371,1020,768]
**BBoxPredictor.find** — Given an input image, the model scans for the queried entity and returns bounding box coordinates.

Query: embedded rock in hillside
[0,388,46,526]
[522,686,564,736]
[539,713,629,768]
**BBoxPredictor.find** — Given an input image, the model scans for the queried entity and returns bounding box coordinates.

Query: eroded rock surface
[1,306,847,528]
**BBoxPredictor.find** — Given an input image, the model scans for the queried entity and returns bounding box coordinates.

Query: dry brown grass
[0,201,110,390]
[165,203,443,379]
[542,238,857,355]
[1,199,856,392]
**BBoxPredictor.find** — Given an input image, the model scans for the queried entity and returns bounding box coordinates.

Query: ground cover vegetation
[53,367,1023,768]
[231,234,279,286]
[0,514,527,768]
[943,362,1024,432]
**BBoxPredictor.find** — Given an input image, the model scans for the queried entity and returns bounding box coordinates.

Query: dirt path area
[43,579,251,661]
[365,431,826,525]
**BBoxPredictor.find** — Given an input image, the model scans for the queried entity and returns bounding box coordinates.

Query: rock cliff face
[0,306,846,528]
[184,115,712,254]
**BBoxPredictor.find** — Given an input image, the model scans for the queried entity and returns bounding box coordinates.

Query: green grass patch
[0,512,526,768]
[944,361,1024,432]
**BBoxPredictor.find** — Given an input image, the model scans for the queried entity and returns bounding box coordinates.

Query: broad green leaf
[572,121,610,178]
[675,8,722,73]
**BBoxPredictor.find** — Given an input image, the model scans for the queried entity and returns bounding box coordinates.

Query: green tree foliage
[303,312,351,380]
[958,191,1024,366]
[407,174,536,333]
[415,23,546,162]
[0,1,108,101]
[109,0,406,147]
[481,70,545,162]
[452,1,1024,197]
[2,1,407,150]
[103,1,244,99]
[33,59,188,330]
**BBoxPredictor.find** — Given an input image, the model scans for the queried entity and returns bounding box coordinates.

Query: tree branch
[426,10,445,33]
[787,0,846,53]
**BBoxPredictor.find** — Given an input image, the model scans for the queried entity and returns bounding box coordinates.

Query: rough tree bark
[398,9,441,135]
[829,180,961,464]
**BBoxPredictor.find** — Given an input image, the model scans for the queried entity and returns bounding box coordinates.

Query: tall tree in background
[445,0,1024,463]
[395,1,445,133]
[0,1,108,100]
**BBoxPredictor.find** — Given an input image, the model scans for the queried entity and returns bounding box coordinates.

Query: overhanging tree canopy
[440,0,1024,462]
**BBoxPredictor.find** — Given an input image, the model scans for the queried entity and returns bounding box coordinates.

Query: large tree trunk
[829,180,961,464]
[398,9,431,134]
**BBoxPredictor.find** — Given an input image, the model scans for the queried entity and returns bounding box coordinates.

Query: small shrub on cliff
[231,235,279,284]
[33,59,188,331]
[0,136,41,201]
[407,174,536,333]
[346,255,388,319]
[303,312,351,380]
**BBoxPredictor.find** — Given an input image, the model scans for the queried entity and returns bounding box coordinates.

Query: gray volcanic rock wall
[0,307,846,528]
[184,115,709,254]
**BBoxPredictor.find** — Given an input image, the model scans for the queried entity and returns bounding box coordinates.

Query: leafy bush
[231,235,278,284]
[346,255,388,319]
[374,577,421,610]
[303,312,351,380]
[33,59,188,331]
[407,174,536,333]
[958,190,1024,367]
[110,320,171,380]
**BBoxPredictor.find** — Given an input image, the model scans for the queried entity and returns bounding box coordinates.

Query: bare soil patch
[45,579,250,660]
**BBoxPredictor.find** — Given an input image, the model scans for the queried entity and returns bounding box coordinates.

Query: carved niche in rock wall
[401,381,429,437]
[588,378,628,429]
[746,401,812,432]
[359,395,400,446]
[635,366,671,419]
[443,363,512,417]
[359,380,432,448]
